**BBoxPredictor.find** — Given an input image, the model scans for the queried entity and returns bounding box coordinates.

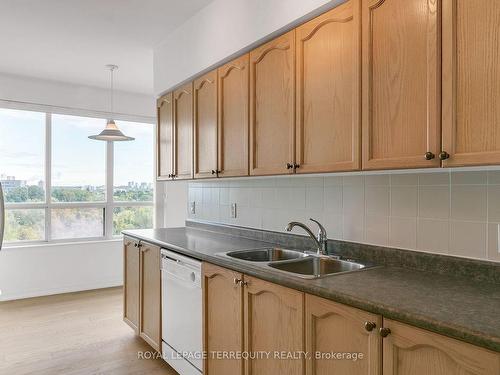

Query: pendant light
[89,64,134,141]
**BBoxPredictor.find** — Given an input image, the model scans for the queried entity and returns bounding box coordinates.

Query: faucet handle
[309,218,326,239]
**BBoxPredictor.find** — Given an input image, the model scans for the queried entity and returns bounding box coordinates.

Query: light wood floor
[0,287,177,375]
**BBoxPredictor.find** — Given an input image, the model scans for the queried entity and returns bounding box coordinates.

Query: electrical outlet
[231,203,237,218]
[190,201,196,214]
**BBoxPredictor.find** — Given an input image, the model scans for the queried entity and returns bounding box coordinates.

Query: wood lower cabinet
[202,263,304,375]
[123,237,140,332]
[218,54,250,177]
[442,0,500,166]
[361,0,441,170]
[123,237,161,352]
[382,319,500,375]
[194,70,218,178]
[296,0,361,173]
[202,263,244,375]
[173,82,193,180]
[244,275,304,375]
[305,294,382,375]
[250,31,296,176]
[157,92,174,180]
[138,241,161,351]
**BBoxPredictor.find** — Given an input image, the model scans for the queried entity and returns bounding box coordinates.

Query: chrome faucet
[285,218,328,256]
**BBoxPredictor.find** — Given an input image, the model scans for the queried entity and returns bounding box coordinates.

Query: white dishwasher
[161,249,203,375]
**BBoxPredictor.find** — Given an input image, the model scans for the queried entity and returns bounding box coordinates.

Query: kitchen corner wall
[187,169,500,263]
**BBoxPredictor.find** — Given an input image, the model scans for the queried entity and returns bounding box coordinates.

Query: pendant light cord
[110,67,114,115]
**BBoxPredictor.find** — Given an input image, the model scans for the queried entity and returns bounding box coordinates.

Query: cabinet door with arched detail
[244,275,304,375]
[305,294,382,375]
[361,0,441,170]
[157,92,173,180]
[296,0,361,174]
[382,319,500,375]
[194,70,218,179]
[173,82,193,180]
[249,31,295,176]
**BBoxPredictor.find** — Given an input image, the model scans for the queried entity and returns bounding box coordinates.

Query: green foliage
[51,187,105,202]
[113,206,153,235]
[113,188,153,202]
[4,185,44,203]
[4,209,44,241]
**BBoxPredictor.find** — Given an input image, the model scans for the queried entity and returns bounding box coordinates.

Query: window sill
[1,238,123,251]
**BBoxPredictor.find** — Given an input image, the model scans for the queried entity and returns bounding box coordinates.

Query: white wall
[188,169,500,263]
[153,0,343,95]
[0,73,156,301]
[0,72,155,118]
[0,240,122,301]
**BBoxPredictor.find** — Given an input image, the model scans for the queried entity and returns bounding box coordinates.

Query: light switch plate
[231,203,237,218]
[190,201,196,214]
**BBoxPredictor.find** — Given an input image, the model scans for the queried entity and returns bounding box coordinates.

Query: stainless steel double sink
[216,247,376,279]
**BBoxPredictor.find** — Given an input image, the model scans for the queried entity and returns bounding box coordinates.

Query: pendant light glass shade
[89,65,134,142]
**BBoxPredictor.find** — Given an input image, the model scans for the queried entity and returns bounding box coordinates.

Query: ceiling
[0,0,212,94]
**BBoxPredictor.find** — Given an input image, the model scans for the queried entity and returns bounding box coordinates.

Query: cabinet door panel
[202,263,244,375]
[218,55,250,177]
[296,0,361,173]
[157,93,174,180]
[194,71,218,178]
[362,0,441,169]
[250,31,295,176]
[244,276,304,375]
[383,319,500,375]
[139,242,161,351]
[123,237,140,332]
[305,294,381,375]
[442,0,500,166]
[173,83,193,180]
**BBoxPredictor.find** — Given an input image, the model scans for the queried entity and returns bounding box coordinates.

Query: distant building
[0,174,27,191]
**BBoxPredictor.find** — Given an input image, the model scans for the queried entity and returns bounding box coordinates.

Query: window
[0,106,154,244]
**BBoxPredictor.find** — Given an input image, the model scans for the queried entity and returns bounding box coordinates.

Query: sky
[0,108,153,187]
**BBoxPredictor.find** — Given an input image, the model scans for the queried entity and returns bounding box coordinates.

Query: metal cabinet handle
[364,321,377,332]
[293,163,300,169]
[424,152,435,160]
[379,327,391,337]
[233,277,242,285]
[286,163,293,169]
[239,280,248,287]
[438,151,450,160]
[211,169,221,175]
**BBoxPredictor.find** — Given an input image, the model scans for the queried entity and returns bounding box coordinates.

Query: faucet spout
[285,219,328,255]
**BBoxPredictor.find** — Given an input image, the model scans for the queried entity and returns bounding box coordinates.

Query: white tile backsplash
[187,169,500,262]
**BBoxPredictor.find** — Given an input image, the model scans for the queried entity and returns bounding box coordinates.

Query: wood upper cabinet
[250,31,296,176]
[244,275,304,375]
[218,54,250,177]
[123,237,140,332]
[296,0,361,173]
[382,319,500,375]
[202,263,244,375]
[361,0,441,170]
[194,70,218,178]
[138,241,161,351]
[157,93,174,180]
[442,0,500,166]
[305,294,382,375]
[173,82,193,180]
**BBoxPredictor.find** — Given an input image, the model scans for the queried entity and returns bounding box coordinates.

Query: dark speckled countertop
[123,227,500,353]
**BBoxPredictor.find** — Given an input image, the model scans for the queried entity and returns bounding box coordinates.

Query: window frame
[1,101,155,246]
